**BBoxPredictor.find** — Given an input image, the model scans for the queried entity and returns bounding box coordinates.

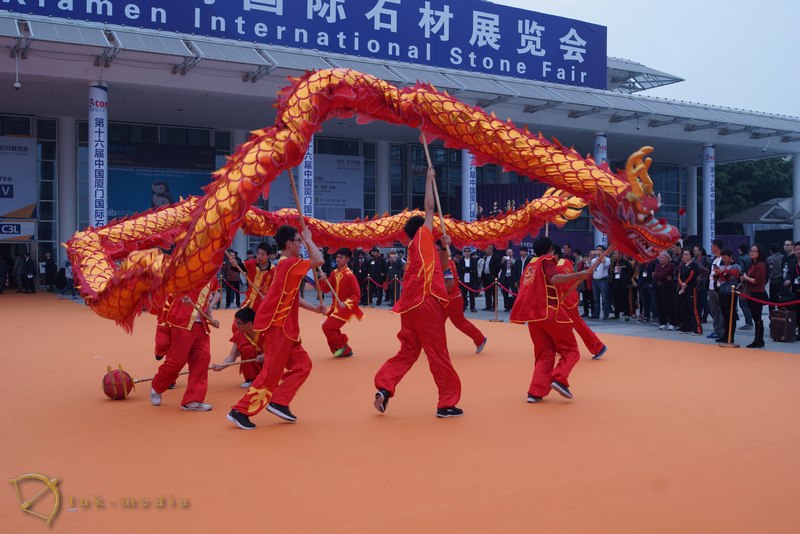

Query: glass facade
[390,144,502,219]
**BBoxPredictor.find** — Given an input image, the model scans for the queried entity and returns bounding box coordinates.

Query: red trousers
[566,306,605,355]
[445,295,485,346]
[321,315,348,353]
[232,326,312,416]
[154,324,170,356]
[237,342,263,382]
[374,296,461,409]
[527,317,581,398]
[152,322,210,405]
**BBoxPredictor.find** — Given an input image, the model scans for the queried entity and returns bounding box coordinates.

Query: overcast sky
[494,0,800,118]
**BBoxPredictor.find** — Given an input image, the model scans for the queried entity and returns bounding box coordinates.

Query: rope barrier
[220,278,247,294]
[735,290,800,307]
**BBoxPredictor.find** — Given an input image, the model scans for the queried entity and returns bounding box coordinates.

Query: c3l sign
[0,221,35,241]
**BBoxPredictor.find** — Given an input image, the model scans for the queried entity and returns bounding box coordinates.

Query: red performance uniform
[232,256,312,416]
[321,265,363,354]
[374,226,461,409]
[152,279,219,405]
[556,258,605,356]
[230,329,264,382]
[444,258,485,346]
[242,258,275,313]
[510,255,581,398]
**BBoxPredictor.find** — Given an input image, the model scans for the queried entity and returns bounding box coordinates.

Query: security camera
[13,81,21,90]
[762,147,767,153]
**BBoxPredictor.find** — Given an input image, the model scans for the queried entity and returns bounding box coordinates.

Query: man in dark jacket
[457,248,480,312]
[23,251,36,293]
[384,249,404,305]
[367,247,387,306]
[478,245,501,311]
[353,249,369,305]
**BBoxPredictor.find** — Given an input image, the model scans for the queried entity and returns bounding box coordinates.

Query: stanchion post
[394,275,398,302]
[367,277,372,308]
[490,278,503,322]
[718,289,740,348]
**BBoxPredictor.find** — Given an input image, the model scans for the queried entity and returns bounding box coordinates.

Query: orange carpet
[2,292,799,533]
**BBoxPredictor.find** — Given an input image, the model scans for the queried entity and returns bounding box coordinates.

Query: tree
[712,157,792,225]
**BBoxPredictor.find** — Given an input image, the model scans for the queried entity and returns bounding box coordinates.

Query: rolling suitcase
[769,309,797,342]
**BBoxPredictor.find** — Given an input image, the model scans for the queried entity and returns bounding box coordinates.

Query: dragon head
[589,146,680,262]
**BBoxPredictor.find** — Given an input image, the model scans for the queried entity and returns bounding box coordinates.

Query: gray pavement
[364,293,800,356]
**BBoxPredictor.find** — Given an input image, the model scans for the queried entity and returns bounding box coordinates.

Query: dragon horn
[625,146,655,198]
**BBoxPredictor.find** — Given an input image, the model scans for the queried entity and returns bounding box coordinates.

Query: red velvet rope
[736,290,800,307]
[220,277,247,294]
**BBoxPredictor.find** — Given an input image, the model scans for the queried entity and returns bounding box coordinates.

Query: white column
[593,132,608,246]
[461,149,477,222]
[376,141,390,215]
[230,131,248,257]
[687,166,698,236]
[57,117,77,267]
[230,129,249,254]
[793,154,800,242]
[702,144,716,253]
[88,83,108,228]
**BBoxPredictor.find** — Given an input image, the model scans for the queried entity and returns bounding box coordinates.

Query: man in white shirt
[706,239,725,339]
[590,245,611,319]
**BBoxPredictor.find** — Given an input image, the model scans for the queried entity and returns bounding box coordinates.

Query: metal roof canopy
[110,30,194,59]
[325,58,407,84]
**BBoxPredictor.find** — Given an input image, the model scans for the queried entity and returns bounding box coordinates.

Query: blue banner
[2,0,607,88]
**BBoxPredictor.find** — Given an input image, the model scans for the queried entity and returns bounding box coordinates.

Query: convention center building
[1,0,798,270]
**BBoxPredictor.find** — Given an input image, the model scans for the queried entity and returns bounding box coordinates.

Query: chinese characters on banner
[5,1,607,89]
[703,145,715,244]
[88,84,108,228]
[461,150,477,223]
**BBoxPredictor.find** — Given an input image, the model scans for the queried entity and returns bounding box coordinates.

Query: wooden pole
[133,358,259,384]
[287,168,324,305]
[420,132,448,239]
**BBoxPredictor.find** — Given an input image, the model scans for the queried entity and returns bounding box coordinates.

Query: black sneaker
[267,402,297,422]
[436,406,464,418]
[551,380,574,399]
[527,394,543,403]
[226,410,256,430]
[374,389,390,413]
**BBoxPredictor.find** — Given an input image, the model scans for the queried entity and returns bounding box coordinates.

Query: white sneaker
[240,381,253,389]
[182,402,212,411]
[658,325,667,330]
[150,387,161,406]
[667,325,675,331]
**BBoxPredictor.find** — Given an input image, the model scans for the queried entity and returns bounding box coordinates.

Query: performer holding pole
[226,224,327,429]
[321,248,364,358]
[552,245,607,360]
[150,278,220,411]
[437,237,487,353]
[212,307,266,388]
[373,165,463,418]
[510,237,591,403]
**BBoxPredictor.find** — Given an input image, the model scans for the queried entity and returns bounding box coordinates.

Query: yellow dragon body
[66,69,679,329]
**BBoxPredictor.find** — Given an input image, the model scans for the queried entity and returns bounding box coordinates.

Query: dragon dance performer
[212,307,265,388]
[321,247,363,358]
[241,242,275,313]
[510,237,591,403]
[436,237,487,354]
[227,225,326,430]
[150,278,221,411]
[373,167,463,418]
[552,245,607,360]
